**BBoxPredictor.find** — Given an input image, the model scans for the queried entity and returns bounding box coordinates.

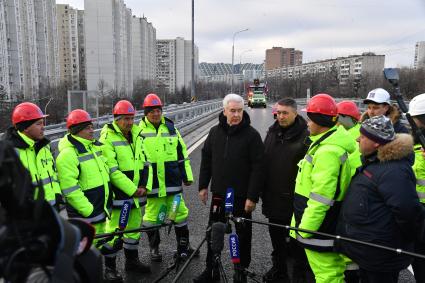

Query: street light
[239,49,252,95]
[44,97,53,126]
[231,28,249,93]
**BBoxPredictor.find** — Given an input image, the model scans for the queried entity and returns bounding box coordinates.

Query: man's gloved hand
[133,187,147,197]
[55,193,65,211]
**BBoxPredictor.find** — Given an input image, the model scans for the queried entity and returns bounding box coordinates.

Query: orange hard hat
[143,93,162,108]
[113,100,135,115]
[66,109,93,129]
[12,102,48,126]
[337,101,361,121]
[304,93,337,116]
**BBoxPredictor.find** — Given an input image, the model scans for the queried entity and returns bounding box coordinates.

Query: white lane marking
[187,134,209,156]
[408,265,414,275]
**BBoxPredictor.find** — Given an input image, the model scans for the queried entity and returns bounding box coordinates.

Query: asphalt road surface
[118,106,416,283]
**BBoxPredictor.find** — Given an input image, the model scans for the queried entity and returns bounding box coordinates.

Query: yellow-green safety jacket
[291,125,356,251]
[56,134,112,223]
[413,144,425,203]
[347,123,362,176]
[139,116,193,198]
[5,127,61,205]
[100,121,152,208]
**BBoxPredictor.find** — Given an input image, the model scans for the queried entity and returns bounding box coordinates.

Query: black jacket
[336,133,425,272]
[199,111,264,202]
[261,116,309,221]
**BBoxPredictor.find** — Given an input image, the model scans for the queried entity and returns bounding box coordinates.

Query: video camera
[0,141,102,282]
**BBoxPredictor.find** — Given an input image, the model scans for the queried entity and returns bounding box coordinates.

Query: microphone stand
[232,216,425,260]
[213,253,229,283]
[234,265,262,283]
[167,226,211,283]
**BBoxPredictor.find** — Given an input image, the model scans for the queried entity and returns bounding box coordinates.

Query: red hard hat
[12,102,48,126]
[305,93,337,116]
[337,101,361,121]
[143,93,162,108]
[113,100,135,115]
[66,109,93,129]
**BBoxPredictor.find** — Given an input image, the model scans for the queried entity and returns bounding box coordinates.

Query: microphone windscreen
[168,194,181,222]
[211,222,227,254]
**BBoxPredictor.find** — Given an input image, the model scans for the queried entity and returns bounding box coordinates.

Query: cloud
[56,0,425,66]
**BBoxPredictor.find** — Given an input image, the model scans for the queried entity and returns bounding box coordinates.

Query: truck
[246,79,267,108]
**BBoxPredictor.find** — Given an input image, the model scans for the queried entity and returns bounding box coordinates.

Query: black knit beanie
[69,121,92,135]
[307,112,337,128]
[16,118,41,132]
[144,106,162,116]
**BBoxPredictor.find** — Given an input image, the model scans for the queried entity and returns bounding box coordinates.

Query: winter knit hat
[69,121,92,135]
[15,118,41,132]
[307,112,337,128]
[144,105,162,116]
[360,115,395,145]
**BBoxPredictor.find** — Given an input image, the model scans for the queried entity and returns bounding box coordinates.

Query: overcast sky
[57,0,425,67]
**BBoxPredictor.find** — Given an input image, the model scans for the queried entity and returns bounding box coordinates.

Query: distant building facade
[414,41,425,70]
[199,62,264,84]
[132,16,156,83]
[156,37,198,94]
[265,47,303,71]
[266,52,385,85]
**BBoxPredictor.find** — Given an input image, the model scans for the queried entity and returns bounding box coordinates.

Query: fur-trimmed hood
[377,133,413,162]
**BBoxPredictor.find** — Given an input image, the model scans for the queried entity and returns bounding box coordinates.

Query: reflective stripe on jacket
[99,122,152,207]
[56,134,112,223]
[139,116,193,198]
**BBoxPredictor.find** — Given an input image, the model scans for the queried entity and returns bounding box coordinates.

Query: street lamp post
[44,97,53,125]
[238,49,252,95]
[231,28,249,93]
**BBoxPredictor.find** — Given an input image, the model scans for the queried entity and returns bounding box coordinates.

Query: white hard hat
[363,88,391,105]
[408,93,425,117]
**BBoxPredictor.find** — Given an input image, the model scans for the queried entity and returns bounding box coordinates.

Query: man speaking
[194,93,264,283]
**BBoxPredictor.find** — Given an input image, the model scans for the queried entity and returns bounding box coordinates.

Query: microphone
[168,194,181,222]
[225,188,234,233]
[118,200,131,230]
[224,188,234,217]
[167,194,181,234]
[229,233,240,264]
[156,204,167,224]
[211,222,226,259]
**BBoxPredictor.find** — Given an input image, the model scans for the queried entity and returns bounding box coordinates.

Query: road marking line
[187,134,209,155]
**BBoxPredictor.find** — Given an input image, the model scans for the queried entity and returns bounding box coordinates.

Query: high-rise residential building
[414,41,425,70]
[0,0,59,100]
[85,0,133,96]
[266,52,385,85]
[265,47,303,71]
[0,1,10,99]
[57,4,80,90]
[3,0,39,100]
[156,37,198,94]
[77,10,86,90]
[35,0,60,88]
[132,16,156,83]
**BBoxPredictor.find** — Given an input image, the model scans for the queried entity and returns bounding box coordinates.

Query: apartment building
[132,16,156,83]
[266,52,385,84]
[77,9,86,90]
[156,37,198,94]
[414,41,425,70]
[265,47,303,71]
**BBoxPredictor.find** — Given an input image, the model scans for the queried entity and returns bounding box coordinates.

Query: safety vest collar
[17,130,35,148]
[308,125,338,146]
[16,129,50,154]
[142,116,176,135]
[68,134,102,154]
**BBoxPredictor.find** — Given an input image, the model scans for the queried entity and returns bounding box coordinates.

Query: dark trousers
[359,269,399,283]
[413,239,425,283]
[205,194,252,269]
[268,218,311,277]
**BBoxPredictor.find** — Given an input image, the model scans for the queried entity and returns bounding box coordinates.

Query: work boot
[263,257,289,282]
[124,249,151,273]
[174,245,200,259]
[104,257,123,283]
[150,246,162,262]
[193,266,220,283]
